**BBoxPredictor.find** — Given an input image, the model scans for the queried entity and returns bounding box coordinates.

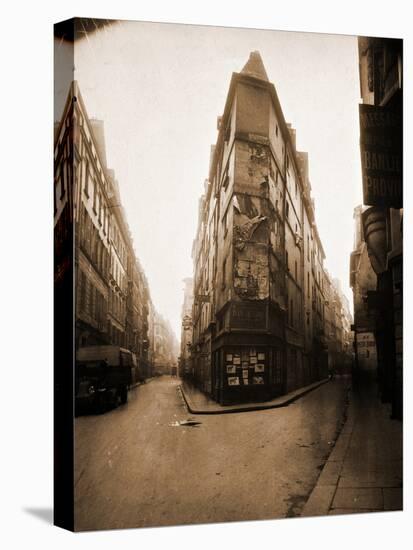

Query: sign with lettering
[231,302,266,329]
[359,104,402,208]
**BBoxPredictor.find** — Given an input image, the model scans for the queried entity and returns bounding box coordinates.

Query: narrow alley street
[75,376,349,530]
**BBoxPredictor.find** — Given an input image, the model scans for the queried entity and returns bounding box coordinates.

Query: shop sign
[231,302,266,329]
[359,104,402,208]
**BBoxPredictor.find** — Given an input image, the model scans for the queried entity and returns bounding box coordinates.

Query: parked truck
[75,346,139,413]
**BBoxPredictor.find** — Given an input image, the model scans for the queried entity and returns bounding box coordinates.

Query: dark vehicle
[75,346,138,413]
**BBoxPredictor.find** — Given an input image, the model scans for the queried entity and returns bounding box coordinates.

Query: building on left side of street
[55,81,154,378]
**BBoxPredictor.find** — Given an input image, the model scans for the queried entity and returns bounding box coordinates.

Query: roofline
[207,70,325,259]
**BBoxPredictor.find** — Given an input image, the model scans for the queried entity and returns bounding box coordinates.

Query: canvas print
[53,18,403,531]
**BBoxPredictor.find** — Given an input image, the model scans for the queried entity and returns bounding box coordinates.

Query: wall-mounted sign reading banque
[359,103,402,208]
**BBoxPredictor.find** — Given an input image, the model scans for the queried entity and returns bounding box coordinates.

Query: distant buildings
[189,52,353,404]
[179,278,194,378]
[54,81,178,378]
[350,206,378,374]
[353,37,402,419]
[153,313,179,375]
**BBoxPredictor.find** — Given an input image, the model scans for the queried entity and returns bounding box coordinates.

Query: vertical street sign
[359,103,402,208]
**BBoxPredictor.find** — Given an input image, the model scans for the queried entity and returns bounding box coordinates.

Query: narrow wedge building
[190,51,352,404]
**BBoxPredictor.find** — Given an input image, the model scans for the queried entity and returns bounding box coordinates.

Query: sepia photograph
[53,16,403,532]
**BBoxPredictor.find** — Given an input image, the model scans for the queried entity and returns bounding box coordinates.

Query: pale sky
[56,20,363,340]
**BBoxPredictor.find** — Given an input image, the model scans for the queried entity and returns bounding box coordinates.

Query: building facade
[153,313,179,375]
[355,37,403,419]
[179,278,194,378]
[350,205,378,375]
[190,52,353,404]
[55,82,153,379]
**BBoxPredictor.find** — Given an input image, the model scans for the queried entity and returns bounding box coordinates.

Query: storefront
[211,343,285,405]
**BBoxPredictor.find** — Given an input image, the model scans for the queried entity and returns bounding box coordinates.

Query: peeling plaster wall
[232,140,271,302]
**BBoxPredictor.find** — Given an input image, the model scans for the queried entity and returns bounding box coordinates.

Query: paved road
[74,375,349,531]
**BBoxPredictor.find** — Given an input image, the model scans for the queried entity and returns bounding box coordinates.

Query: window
[79,271,86,311]
[307,272,310,299]
[286,202,289,220]
[222,209,228,234]
[60,161,66,199]
[98,194,103,225]
[307,235,310,261]
[222,168,229,190]
[276,124,278,137]
[102,206,106,234]
[84,165,90,197]
[92,179,97,213]
[222,258,226,289]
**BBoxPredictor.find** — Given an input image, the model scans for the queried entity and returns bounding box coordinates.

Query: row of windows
[79,203,128,297]
[111,222,128,267]
[84,163,110,237]
[109,323,125,347]
[78,271,107,329]
[109,288,126,323]
[111,256,126,292]
[288,296,302,329]
[79,205,110,278]
[54,156,72,214]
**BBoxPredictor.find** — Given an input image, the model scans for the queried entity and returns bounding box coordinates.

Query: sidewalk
[301,379,403,517]
[179,377,329,414]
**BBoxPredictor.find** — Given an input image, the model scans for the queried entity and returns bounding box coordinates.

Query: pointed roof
[241,51,269,81]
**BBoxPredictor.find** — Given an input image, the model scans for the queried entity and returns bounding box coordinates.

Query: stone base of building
[192,330,329,406]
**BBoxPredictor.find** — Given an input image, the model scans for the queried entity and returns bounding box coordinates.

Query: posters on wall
[225,348,267,386]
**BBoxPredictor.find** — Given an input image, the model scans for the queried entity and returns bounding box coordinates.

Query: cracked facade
[189,52,353,404]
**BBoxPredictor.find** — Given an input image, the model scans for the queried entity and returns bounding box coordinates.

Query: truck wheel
[120,386,128,404]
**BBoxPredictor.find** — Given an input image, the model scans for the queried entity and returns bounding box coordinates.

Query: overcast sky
[56,20,363,339]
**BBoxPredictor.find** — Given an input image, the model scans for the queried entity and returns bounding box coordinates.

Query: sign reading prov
[359,104,402,208]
